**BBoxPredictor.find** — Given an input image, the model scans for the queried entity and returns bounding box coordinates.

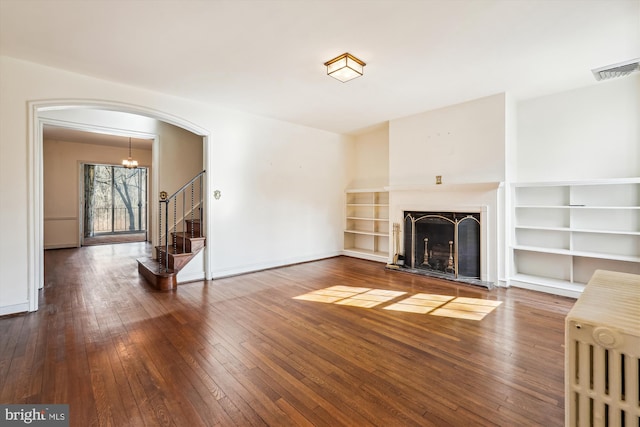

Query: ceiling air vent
[592,58,640,81]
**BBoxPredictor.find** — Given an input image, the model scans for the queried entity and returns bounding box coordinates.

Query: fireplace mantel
[388,182,502,285]
[385,182,503,193]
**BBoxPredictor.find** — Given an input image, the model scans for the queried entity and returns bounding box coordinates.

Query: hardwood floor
[0,243,576,426]
[82,232,147,246]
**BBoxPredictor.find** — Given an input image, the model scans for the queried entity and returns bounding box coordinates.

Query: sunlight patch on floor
[293,286,405,308]
[294,287,502,320]
[430,297,502,320]
[292,285,371,303]
[383,293,455,314]
[335,288,407,308]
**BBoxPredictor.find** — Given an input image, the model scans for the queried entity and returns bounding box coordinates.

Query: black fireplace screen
[403,211,480,279]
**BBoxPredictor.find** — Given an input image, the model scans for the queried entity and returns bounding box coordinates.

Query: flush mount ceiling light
[592,58,640,81]
[122,137,138,169]
[324,52,366,82]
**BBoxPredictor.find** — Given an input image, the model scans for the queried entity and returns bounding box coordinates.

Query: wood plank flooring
[0,243,576,426]
[83,232,147,246]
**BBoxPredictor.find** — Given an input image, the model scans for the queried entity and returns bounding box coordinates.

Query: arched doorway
[27,100,212,312]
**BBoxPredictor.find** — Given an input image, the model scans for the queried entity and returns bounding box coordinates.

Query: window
[83,164,147,236]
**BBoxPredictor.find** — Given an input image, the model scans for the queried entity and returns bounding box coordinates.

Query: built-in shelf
[343,248,389,259]
[343,189,389,262]
[515,225,640,236]
[509,178,640,297]
[517,205,640,210]
[509,274,586,298]
[345,230,389,237]
[512,245,640,263]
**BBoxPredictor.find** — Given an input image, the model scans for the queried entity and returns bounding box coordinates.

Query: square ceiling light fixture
[324,53,366,82]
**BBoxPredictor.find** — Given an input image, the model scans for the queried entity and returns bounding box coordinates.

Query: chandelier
[122,137,138,169]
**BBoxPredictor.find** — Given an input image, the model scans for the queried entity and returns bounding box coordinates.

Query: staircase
[137,171,206,291]
[137,220,205,290]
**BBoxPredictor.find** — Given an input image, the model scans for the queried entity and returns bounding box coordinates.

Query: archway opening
[29,100,212,311]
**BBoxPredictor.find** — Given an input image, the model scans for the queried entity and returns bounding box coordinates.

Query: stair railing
[158,170,205,272]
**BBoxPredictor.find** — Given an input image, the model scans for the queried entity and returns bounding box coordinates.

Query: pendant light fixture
[324,53,366,82]
[122,137,138,169]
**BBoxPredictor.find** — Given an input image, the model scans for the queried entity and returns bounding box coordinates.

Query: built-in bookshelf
[509,178,640,298]
[343,189,389,262]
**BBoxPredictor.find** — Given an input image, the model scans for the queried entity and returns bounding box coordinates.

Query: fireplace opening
[401,211,483,286]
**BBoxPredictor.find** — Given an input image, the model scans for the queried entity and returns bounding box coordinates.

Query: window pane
[85,164,147,235]
[113,167,146,232]
[92,165,113,233]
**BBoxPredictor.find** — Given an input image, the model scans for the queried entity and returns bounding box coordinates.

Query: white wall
[389,93,506,186]
[517,75,640,182]
[155,121,203,197]
[348,124,389,189]
[211,115,349,276]
[0,55,350,315]
[387,94,507,285]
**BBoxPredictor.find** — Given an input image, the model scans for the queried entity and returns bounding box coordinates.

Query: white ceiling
[43,125,153,150]
[1,0,639,135]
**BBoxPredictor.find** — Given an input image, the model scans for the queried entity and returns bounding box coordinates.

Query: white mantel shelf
[513,177,640,187]
[384,182,503,192]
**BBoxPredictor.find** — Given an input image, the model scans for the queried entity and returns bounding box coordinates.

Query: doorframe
[28,99,212,312]
[40,116,157,247]
[79,161,151,246]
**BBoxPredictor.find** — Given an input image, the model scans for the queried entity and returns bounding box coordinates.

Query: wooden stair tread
[137,257,177,291]
[137,257,175,275]
[183,219,202,235]
[170,234,206,254]
[156,246,194,256]
[140,227,206,291]
[172,232,205,240]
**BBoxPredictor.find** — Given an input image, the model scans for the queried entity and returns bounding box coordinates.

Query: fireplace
[400,210,490,288]
[387,182,501,288]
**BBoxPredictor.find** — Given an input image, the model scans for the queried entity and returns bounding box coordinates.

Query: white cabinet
[343,190,389,262]
[510,179,640,297]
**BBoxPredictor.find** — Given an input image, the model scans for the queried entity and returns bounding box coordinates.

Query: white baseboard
[211,251,342,279]
[0,301,29,316]
[341,250,388,263]
[177,271,206,284]
[509,277,582,299]
[44,243,79,250]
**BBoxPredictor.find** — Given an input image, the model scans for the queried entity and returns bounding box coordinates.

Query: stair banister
[158,170,205,272]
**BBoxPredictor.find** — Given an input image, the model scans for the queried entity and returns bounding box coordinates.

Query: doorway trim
[28,99,212,312]
[41,116,157,248]
[79,162,150,246]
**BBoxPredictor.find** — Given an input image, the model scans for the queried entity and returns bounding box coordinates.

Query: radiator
[565,270,640,427]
